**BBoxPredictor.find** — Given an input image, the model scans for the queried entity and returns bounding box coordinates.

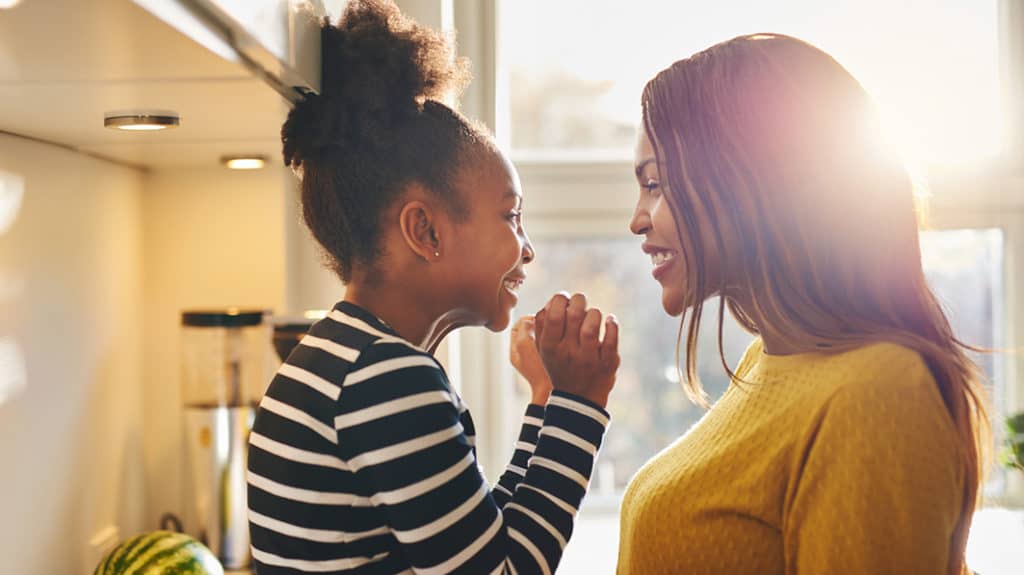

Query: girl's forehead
[463,150,520,200]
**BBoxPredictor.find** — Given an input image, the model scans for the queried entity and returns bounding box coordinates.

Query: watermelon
[93,531,224,575]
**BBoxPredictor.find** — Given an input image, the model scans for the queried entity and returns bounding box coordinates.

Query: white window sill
[558,505,1024,575]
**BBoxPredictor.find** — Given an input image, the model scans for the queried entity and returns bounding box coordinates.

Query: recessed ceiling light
[221,155,267,170]
[104,111,180,131]
[0,170,24,236]
[303,309,328,320]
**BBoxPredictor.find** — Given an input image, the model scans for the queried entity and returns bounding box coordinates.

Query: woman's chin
[661,289,686,317]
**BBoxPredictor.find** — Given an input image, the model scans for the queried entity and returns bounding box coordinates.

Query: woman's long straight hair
[642,33,989,574]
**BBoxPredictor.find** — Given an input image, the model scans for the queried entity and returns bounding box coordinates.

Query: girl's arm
[490,315,554,506]
[491,403,546,508]
[336,339,609,574]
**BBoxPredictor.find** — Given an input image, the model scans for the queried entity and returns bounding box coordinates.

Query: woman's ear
[398,198,445,262]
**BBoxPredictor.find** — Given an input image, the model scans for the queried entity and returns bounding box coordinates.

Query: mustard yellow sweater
[617,339,965,575]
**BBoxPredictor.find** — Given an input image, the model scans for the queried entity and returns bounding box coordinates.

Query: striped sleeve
[492,404,546,508]
[335,340,609,575]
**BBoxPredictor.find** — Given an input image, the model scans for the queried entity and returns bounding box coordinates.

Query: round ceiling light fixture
[221,155,268,170]
[104,110,180,131]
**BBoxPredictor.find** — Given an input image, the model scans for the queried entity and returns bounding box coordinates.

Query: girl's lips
[502,276,525,302]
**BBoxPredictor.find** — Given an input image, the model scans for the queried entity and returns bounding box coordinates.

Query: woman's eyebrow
[635,158,656,178]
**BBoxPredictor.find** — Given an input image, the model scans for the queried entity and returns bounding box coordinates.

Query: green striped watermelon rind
[93,531,224,575]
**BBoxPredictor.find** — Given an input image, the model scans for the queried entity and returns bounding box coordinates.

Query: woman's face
[447,148,534,331]
[629,127,689,316]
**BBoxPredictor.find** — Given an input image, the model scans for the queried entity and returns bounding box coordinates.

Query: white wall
[141,165,290,533]
[0,134,146,574]
[0,134,308,574]
[282,175,345,316]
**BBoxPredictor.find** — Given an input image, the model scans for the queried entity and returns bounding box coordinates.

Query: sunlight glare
[505,0,1002,167]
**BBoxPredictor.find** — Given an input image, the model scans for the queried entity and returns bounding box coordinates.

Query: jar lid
[181,309,268,327]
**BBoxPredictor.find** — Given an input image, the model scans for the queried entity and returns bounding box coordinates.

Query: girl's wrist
[530,389,552,406]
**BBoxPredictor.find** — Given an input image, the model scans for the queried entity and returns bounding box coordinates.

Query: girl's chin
[485,304,514,332]
[485,284,518,331]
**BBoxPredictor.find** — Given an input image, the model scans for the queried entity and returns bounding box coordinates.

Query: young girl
[246,2,619,573]
[612,34,986,574]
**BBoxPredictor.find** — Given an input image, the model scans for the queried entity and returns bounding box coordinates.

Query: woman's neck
[727,292,805,356]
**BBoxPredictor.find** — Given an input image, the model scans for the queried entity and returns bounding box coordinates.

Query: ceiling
[0,0,287,169]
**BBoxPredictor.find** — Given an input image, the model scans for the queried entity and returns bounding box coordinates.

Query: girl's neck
[344,280,467,354]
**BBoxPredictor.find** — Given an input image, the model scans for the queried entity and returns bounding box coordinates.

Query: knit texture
[617,338,964,575]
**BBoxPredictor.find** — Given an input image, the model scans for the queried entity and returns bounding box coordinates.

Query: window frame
[438,0,1024,507]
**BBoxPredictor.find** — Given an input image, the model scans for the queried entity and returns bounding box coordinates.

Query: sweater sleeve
[492,403,546,508]
[335,339,609,574]
[783,352,965,575]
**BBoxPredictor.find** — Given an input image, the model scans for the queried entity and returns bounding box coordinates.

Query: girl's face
[447,149,534,331]
[629,127,688,316]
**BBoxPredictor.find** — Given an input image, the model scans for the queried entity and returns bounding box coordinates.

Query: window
[511,238,754,496]
[509,229,1006,572]
[512,229,1006,495]
[919,229,1007,495]
[445,0,1022,571]
[503,0,1003,167]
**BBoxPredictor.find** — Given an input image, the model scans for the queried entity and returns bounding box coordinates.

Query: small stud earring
[434,250,440,257]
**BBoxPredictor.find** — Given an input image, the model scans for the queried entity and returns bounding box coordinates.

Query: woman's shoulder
[732,337,765,380]
[824,340,935,392]
[746,338,947,423]
[809,341,956,436]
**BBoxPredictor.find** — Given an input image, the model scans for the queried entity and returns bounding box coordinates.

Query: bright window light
[503,0,1002,168]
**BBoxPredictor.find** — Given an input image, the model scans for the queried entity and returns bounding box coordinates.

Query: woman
[614,34,988,574]
[246,2,620,573]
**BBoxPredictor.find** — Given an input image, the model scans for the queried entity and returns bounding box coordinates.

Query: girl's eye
[642,180,661,194]
[508,210,523,224]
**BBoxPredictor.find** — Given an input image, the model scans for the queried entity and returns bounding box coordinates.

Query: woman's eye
[642,180,661,194]
[508,210,523,224]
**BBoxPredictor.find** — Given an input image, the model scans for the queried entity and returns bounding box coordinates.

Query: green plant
[998,411,1024,472]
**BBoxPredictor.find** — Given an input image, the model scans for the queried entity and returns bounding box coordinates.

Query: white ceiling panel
[0,0,288,168]
[0,79,284,144]
[82,138,282,168]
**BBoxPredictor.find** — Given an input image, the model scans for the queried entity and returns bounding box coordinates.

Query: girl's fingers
[534,309,547,351]
[600,314,619,364]
[540,293,569,347]
[564,293,588,345]
[580,308,602,351]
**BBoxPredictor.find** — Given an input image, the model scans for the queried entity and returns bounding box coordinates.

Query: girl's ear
[398,198,444,261]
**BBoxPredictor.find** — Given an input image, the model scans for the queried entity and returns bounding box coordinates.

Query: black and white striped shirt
[247,301,609,574]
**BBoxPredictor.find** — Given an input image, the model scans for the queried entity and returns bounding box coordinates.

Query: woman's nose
[630,206,651,236]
